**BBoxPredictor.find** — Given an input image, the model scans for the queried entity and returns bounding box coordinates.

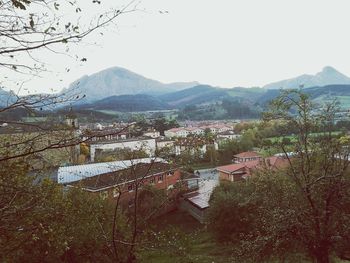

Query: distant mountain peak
[263,66,350,89]
[63,66,199,102]
[321,66,338,73]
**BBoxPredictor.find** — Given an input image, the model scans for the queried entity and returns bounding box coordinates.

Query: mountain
[159,85,228,107]
[0,88,18,108]
[63,66,198,103]
[263,66,350,90]
[78,94,171,112]
[256,84,350,109]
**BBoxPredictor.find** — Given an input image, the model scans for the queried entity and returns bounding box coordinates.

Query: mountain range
[3,66,350,114]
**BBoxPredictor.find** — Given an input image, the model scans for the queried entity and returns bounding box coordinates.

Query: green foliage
[0,160,127,262]
[208,90,350,263]
[177,99,260,121]
[217,135,254,164]
[207,181,259,243]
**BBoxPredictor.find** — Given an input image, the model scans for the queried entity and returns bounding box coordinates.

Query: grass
[267,131,342,143]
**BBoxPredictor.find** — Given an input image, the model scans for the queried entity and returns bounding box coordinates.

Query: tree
[0,160,128,262]
[208,90,350,263]
[0,1,148,262]
[0,0,136,79]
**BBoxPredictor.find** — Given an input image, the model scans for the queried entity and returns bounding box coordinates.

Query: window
[127,184,133,192]
[167,171,174,176]
[149,177,155,184]
[158,175,163,183]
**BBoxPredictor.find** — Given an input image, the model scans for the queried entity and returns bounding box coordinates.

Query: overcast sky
[5,0,350,94]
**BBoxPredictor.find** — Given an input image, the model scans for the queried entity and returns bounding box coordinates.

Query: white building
[156,138,175,150]
[164,128,189,138]
[186,127,204,136]
[89,138,156,162]
[143,130,161,138]
[217,131,241,140]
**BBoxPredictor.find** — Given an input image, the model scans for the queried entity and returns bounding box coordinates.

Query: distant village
[0,109,291,224]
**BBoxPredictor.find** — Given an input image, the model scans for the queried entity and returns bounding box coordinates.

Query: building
[88,137,156,162]
[164,128,189,138]
[65,109,79,129]
[156,138,175,154]
[60,159,200,208]
[179,179,218,223]
[217,130,241,140]
[217,156,287,182]
[81,127,129,142]
[143,129,161,138]
[0,122,80,167]
[199,124,233,134]
[185,127,204,136]
[174,137,218,156]
[233,151,262,163]
[57,158,165,184]
[164,124,233,138]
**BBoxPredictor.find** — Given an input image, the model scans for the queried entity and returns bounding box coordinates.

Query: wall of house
[90,138,156,161]
[95,169,182,205]
[235,156,261,163]
[179,198,207,224]
[219,171,231,181]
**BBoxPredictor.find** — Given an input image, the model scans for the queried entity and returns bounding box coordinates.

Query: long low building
[57,157,166,184]
[59,158,200,209]
[89,137,156,162]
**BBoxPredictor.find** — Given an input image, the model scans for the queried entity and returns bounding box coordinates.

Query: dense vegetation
[207,91,350,263]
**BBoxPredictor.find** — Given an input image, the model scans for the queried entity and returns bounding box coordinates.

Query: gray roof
[57,158,167,184]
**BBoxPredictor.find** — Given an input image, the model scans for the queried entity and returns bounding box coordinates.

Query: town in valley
[1,1,350,262]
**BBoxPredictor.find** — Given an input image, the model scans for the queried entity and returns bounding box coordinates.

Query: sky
[4,0,350,94]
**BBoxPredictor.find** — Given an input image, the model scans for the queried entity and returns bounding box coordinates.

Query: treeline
[178,99,260,121]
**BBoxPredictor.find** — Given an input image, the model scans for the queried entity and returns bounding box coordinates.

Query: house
[143,129,161,138]
[217,156,288,182]
[57,158,165,184]
[217,130,241,140]
[174,137,218,156]
[164,127,189,138]
[88,137,156,162]
[82,128,129,142]
[233,151,262,163]
[185,127,204,136]
[199,124,233,134]
[179,178,218,223]
[156,138,175,155]
[62,159,200,208]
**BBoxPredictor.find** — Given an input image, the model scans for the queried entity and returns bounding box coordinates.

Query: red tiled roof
[234,151,261,158]
[217,157,288,174]
[217,160,259,173]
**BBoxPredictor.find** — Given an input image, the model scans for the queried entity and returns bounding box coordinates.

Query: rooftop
[87,136,154,145]
[233,151,261,158]
[217,157,288,174]
[68,162,177,191]
[57,157,167,184]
